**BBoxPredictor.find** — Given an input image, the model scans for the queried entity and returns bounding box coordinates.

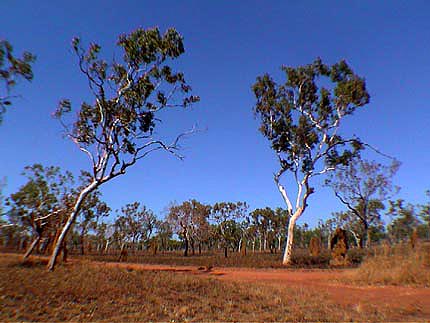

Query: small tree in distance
[326,158,400,248]
[47,27,199,270]
[253,58,369,265]
[167,200,211,256]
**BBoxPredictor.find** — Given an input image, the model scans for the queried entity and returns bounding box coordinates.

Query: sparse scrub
[290,249,331,268]
[77,249,338,268]
[348,243,430,287]
[346,248,367,265]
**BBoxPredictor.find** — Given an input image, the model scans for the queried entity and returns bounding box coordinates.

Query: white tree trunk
[282,210,302,265]
[23,235,40,259]
[47,181,98,271]
[104,239,110,254]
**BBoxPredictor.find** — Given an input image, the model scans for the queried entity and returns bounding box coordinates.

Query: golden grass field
[1,244,430,322]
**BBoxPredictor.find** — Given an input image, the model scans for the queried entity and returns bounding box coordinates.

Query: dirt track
[94,260,430,321]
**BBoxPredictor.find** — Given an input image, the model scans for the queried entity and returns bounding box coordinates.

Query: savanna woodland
[1,2,430,322]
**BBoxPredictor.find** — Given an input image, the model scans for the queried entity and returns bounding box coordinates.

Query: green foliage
[387,199,421,243]
[47,27,199,269]
[0,40,35,124]
[211,202,248,256]
[6,164,74,236]
[326,158,399,248]
[419,190,430,229]
[167,199,211,256]
[114,202,156,247]
[250,207,288,252]
[252,58,368,177]
[54,27,199,183]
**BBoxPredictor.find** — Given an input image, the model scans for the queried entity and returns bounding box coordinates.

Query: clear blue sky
[1,1,429,226]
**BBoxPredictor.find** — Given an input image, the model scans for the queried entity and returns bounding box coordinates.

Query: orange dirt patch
[94,260,430,321]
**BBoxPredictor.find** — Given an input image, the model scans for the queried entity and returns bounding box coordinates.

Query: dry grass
[0,253,391,322]
[348,243,430,287]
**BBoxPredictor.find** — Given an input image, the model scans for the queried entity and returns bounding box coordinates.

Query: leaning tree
[48,27,199,270]
[252,58,369,265]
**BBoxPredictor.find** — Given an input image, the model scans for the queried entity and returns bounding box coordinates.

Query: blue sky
[1,1,429,226]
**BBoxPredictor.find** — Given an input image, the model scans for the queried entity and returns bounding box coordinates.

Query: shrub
[346,248,367,265]
[290,249,331,268]
[349,242,430,287]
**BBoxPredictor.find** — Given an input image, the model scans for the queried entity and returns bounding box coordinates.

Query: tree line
[1,162,429,261]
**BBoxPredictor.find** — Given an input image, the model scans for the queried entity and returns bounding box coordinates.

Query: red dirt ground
[95,260,430,321]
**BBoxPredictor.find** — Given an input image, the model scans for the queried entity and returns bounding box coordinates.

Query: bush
[290,249,331,268]
[346,248,367,265]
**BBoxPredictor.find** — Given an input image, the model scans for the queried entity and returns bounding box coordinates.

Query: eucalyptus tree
[154,219,173,251]
[6,164,74,259]
[48,27,199,270]
[387,199,421,243]
[114,202,156,251]
[250,207,289,252]
[419,190,430,239]
[326,158,399,248]
[167,199,211,256]
[253,58,369,265]
[211,201,248,257]
[0,40,35,123]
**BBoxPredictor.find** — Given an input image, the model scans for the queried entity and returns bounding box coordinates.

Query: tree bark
[104,239,110,254]
[364,222,371,248]
[80,228,85,255]
[23,235,41,259]
[282,210,302,265]
[184,237,189,257]
[47,181,98,271]
[191,239,195,255]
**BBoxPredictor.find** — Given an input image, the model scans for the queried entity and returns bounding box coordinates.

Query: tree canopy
[0,40,35,124]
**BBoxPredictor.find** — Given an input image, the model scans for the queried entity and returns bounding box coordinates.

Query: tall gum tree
[48,27,199,270]
[252,58,369,265]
